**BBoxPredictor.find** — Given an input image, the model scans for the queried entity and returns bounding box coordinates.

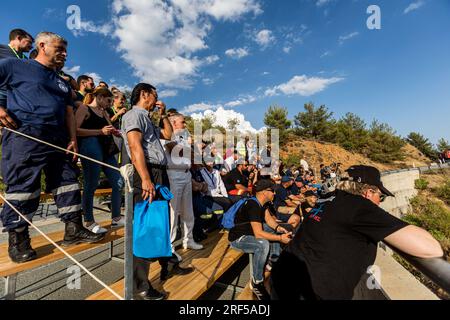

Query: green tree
[367,120,405,163]
[335,113,369,152]
[264,105,291,141]
[227,118,240,131]
[406,132,437,160]
[294,102,335,141]
[437,138,450,153]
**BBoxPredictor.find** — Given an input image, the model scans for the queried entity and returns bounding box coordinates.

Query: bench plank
[86,231,243,300]
[236,282,256,300]
[0,222,123,278]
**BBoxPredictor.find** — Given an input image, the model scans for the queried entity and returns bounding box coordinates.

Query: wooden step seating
[87,230,244,300]
[236,282,257,300]
[0,222,124,300]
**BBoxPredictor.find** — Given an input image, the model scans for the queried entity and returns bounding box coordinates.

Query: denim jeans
[230,235,270,283]
[79,137,124,222]
[263,223,281,265]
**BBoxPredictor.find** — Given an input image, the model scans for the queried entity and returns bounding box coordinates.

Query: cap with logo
[346,165,394,197]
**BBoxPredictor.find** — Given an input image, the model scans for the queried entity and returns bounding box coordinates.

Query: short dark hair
[99,81,109,88]
[29,49,38,60]
[77,75,91,86]
[130,83,156,106]
[9,29,34,42]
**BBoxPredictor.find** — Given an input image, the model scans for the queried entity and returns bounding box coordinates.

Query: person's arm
[0,61,17,128]
[250,221,291,244]
[384,225,443,258]
[65,106,78,161]
[110,108,126,124]
[264,209,289,234]
[127,130,155,202]
[235,184,249,192]
[217,172,228,197]
[156,102,173,140]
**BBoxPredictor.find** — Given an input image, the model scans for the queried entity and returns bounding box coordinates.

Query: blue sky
[1,0,449,144]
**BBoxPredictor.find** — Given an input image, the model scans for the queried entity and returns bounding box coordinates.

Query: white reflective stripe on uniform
[52,184,80,196]
[58,204,82,214]
[5,190,41,201]
[11,211,37,224]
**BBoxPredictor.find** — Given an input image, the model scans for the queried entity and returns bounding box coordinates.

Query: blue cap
[281,176,293,183]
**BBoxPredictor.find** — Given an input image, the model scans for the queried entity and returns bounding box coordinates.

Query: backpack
[221,197,261,229]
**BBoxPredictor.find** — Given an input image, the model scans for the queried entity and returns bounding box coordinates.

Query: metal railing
[383,243,450,295]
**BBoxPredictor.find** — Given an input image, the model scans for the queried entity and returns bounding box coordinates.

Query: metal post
[4,275,17,300]
[124,175,134,300]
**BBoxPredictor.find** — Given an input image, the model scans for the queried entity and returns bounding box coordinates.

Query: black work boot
[8,227,37,263]
[62,216,105,246]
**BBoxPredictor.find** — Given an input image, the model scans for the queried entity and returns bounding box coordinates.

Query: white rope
[2,127,134,193]
[0,194,124,300]
[2,127,120,172]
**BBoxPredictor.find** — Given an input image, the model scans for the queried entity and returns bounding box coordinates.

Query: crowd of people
[0,29,444,301]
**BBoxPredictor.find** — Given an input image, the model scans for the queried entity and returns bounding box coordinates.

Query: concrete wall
[380,169,420,218]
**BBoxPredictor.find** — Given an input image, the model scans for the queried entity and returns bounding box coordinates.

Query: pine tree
[406,132,437,160]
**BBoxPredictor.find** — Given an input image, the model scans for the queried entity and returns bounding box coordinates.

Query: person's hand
[156,101,166,115]
[277,225,289,234]
[118,108,127,116]
[141,179,156,202]
[101,125,115,136]
[66,140,78,162]
[0,107,17,129]
[280,233,293,244]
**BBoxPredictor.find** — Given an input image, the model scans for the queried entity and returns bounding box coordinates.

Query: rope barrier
[0,194,124,300]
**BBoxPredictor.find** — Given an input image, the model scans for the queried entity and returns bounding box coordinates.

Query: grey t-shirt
[121,106,167,165]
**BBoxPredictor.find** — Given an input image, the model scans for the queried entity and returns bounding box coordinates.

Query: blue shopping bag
[133,185,173,259]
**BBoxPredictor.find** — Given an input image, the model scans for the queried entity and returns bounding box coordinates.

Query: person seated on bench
[222,160,251,202]
[300,190,318,219]
[273,176,302,230]
[229,179,293,301]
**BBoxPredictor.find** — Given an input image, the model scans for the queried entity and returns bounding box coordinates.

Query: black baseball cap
[254,179,276,193]
[346,165,394,197]
[304,190,318,198]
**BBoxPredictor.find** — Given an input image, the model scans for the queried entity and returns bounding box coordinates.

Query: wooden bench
[87,230,244,300]
[0,222,124,300]
[236,282,256,300]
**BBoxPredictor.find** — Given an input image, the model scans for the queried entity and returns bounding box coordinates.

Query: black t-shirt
[228,199,264,242]
[277,190,408,300]
[223,168,248,192]
[290,184,300,196]
[273,184,290,209]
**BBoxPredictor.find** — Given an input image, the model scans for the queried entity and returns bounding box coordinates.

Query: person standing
[75,87,124,233]
[166,113,203,261]
[0,32,104,263]
[122,83,192,300]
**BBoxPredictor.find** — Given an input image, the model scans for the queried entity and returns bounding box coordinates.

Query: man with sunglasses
[270,165,443,300]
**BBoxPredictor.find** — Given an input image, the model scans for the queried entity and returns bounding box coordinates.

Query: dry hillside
[280,138,431,173]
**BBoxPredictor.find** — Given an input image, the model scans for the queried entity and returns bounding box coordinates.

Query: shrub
[434,180,450,205]
[414,178,429,190]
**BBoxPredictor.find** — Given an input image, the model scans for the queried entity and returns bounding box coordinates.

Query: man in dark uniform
[0,32,104,263]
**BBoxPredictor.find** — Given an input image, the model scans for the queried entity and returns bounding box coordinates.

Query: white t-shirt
[200,168,228,197]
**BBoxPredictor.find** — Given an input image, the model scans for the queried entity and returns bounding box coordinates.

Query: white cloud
[71,21,113,37]
[225,47,250,59]
[62,65,81,76]
[159,89,178,98]
[110,0,261,88]
[204,55,220,64]
[202,78,214,85]
[338,31,359,45]
[283,46,291,54]
[191,106,259,133]
[316,0,332,6]
[265,75,344,97]
[224,95,257,108]
[404,1,425,14]
[182,102,221,114]
[262,71,270,76]
[320,51,331,58]
[255,29,275,48]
